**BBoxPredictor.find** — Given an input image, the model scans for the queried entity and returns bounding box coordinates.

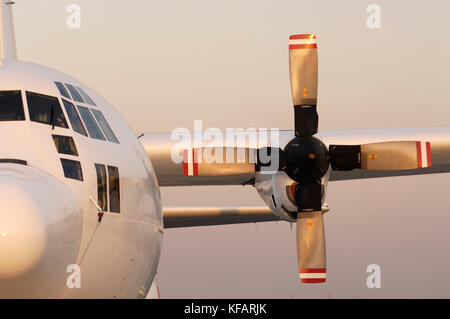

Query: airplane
[1,1,450,298]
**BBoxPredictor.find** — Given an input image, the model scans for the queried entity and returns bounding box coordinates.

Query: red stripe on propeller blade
[416,141,422,168]
[426,142,432,166]
[289,34,316,40]
[299,268,326,273]
[193,148,199,176]
[301,278,326,283]
[183,149,189,175]
[289,44,317,50]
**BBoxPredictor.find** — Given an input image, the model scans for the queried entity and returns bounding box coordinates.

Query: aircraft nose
[0,164,83,298]
[0,180,47,278]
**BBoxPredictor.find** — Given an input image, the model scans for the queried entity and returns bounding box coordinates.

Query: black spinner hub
[283,136,330,182]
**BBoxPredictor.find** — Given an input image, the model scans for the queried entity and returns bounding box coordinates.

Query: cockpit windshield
[54,82,71,99]
[0,90,25,121]
[26,91,69,128]
[65,83,85,103]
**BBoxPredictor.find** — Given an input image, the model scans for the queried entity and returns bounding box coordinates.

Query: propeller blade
[297,211,326,283]
[293,180,326,283]
[182,147,256,176]
[182,147,287,176]
[361,141,432,170]
[329,141,432,171]
[289,34,318,137]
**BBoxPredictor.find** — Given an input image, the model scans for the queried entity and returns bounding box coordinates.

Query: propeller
[286,34,432,283]
[182,34,433,284]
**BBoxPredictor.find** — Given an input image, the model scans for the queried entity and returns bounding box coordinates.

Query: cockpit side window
[54,82,71,99]
[60,158,83,181]
[62,99,88,137]
[26,91,68,128]
[108,166,120,213]
[0,90,25,121]
[65,83,85,103]
[76,86,96,106]
[95,164,108,211]
[77,105,106,140]
[91,109,119,143]
[52,135,78,156]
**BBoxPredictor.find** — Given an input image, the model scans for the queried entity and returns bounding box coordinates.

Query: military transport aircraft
[0,1,449,298]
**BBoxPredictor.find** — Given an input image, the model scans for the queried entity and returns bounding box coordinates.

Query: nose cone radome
[0,181,47,278]
[0,165,83,298]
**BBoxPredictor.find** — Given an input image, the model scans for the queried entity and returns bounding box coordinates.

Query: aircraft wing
[141,127,450,229]
[139,126,450,186]
[163,206,278,228]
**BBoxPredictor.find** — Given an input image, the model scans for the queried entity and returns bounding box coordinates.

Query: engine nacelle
[254,131,330,222]
[255,169,330,222]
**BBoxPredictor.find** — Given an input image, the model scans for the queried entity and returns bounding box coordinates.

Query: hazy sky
[11,0,450,298]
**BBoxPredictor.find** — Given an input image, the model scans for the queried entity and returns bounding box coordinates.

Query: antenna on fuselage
[0,0,17,63]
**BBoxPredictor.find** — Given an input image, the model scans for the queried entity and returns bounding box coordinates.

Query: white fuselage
[0,60,163,298]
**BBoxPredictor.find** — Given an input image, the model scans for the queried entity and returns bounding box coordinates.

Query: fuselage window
[95,164,108,211]
[91,109,119,144]
[77,106,106,140]
[65,83,85,103]
[26,91,69,128]
[108,166,120,213]
[60,158,83,181]
[62,99,88,137]
[54,82,70,99]
[76,86,96,106]
[0,90,25,121]
[52,135,78,156]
